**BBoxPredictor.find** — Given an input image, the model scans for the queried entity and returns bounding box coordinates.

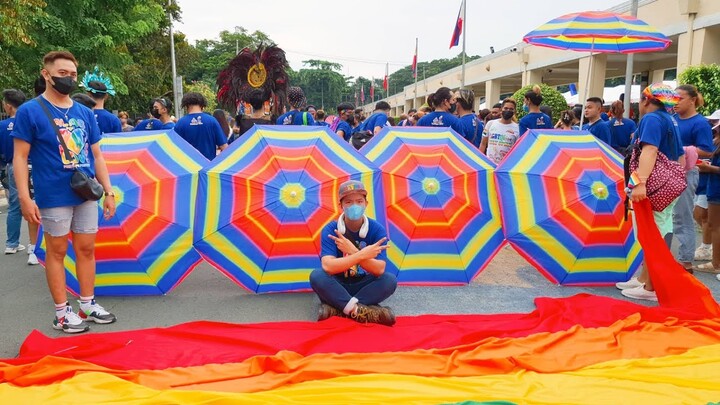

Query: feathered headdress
[80,66,116,96]
[217,45,289,117]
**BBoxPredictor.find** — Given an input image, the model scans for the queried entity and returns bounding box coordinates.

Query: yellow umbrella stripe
[203,231,264,283]
[103,134,204,172]
[366,130,495,171]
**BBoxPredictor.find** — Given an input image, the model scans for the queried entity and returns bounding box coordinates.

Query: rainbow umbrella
[494,129,642,285]
[523,11,671,125]
[193,125,384,293]
[362,127,503,284]
[35,130,208,295]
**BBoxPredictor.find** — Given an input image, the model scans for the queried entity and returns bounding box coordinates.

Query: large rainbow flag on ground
[1,200,719,403]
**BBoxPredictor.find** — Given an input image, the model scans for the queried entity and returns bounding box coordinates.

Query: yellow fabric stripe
[2,344,719,404]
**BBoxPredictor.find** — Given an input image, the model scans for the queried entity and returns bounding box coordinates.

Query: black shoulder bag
[36,98,104,201]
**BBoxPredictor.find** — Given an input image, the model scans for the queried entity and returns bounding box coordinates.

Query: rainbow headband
[642,83,678,113]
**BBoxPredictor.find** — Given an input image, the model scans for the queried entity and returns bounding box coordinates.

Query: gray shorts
[40,200,99,237]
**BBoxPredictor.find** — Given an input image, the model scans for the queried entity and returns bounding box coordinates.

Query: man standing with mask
[309,180,397,326]
[11,51,117,333]
[133,97,174,131]
[331,102,355,142]
[480,98,520,165]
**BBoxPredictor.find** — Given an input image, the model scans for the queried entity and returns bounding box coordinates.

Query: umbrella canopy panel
[194,126,384,293]
[495,130,642,285]
[34,131,208,295]
[363,127,504,284]
[523,11,671,54]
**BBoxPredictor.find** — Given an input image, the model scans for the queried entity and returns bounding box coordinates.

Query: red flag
[412,56,417,79]
[449,0,464,49]
[361,84,365,103]
[382,76,388,91]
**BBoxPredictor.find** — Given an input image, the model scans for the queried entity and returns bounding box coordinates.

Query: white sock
[27,244,35,254]
[702,243,712,249]
[55,302,69,319]
[79,296,94,311]
[343,297,359,315]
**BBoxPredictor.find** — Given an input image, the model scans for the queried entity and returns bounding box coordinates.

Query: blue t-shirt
[174,112,227,161]
[335,120,353,141]
[457,114,483,147]
[606,118,636,149]
[634,110,684,161]
[315,121,330,127]
[320,217,387,278]
[674,113,713,153]
[11,97,101,208]
[583,119,613,145]
[706,154,720,200]
[357,112,389,133]
[600,112,609,122]
[94,109,122,134]
[417,111,462,133]
[518,112,552,136]
[133,118,164,131]
[162,121,175,130]
[0,117,15,165]
[276,110,316,126]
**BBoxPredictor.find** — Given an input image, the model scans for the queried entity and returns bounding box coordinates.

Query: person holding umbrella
[309,180,397,326]
[620,83,684,301]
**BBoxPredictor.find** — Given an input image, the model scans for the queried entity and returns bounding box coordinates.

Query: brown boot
[317,303,343,321]
[351,304,396,326]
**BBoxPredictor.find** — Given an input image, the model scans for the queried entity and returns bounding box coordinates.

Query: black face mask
[50,76,77,95]
[345,115,356,125]
[501,110,514,120]
[448,103,457,114]
[151,109,162,119]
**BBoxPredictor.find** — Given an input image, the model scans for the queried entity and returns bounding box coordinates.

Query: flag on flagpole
[412,40,418,79]
[383,63,389,92]
[449,0,464,49]
[370,78,375,101]
[361,84,365,103]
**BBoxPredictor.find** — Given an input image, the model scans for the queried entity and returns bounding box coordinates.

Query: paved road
[0,201,718,358]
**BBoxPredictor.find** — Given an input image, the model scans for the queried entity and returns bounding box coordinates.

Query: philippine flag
[449,0,464,49]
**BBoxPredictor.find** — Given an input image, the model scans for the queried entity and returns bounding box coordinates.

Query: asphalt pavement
[0,198,719,358]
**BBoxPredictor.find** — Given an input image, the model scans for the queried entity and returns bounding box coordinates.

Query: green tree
[512,83,568,123]
[184,81,217,112]
[185,28,273,86]
[290,60,352,110]
[678,64,720,116]
[388,53,481,91]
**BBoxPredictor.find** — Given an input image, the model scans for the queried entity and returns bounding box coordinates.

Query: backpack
[351,129,374,150]
[283,111,309,125]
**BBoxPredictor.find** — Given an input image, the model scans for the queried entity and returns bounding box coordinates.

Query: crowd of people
[1,48,720,331]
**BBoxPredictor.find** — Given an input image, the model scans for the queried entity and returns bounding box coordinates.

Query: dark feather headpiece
[217,45,289,117]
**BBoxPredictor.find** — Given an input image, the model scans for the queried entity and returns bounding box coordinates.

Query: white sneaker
[615,277,643,290]
[4,245,26,254]
[694,245,712,261]
[717,274,720,282]
[621,285,658,302]
[27,253,39,265]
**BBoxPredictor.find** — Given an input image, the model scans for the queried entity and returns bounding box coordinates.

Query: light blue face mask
[523,104,530,113]
[344,204,365,221]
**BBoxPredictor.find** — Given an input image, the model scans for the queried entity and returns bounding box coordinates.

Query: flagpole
[414,37,419,109]
[460,0,467,89]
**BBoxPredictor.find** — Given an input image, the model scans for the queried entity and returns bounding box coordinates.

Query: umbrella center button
[280,183,306,208]
[422,178,440,195]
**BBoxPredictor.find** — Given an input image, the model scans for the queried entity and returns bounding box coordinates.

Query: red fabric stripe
[3,294,713,371]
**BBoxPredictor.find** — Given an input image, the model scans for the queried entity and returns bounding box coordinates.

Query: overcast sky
[175,0,628,79]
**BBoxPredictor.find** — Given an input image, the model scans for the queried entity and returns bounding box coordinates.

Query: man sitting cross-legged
[309,180,397,326]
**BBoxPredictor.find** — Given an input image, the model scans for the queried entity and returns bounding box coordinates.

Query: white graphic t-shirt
[483,119,520,165]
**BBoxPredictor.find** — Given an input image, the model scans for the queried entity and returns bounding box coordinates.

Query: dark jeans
[309,269,397,311]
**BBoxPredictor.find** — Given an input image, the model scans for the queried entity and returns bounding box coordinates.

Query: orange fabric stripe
[3,315,719,393]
